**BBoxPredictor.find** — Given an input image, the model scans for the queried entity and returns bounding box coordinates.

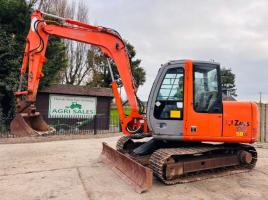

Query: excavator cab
[146,60,258,143]
[147,60,223,140]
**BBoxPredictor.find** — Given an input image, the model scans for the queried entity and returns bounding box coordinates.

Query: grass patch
[110,107,131,126]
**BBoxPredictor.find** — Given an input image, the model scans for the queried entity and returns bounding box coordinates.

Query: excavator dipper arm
[11,10,152,192]
[14,10,149,136]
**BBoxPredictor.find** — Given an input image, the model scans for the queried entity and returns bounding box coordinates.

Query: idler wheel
[238,150,253,164]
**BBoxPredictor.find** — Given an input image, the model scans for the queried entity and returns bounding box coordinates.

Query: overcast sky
[84,0,268,102]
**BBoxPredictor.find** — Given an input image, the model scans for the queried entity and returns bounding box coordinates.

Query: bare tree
[62,1,93,85]
[86,46,108,87]
[39,0,93,85]
[40,0,69,16]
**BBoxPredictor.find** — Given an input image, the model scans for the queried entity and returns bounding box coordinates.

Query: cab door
[184,62,223,139]
[147,63,184,138]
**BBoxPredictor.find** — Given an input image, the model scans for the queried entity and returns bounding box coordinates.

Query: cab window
[193,64,222,113]
[154,67,184,119]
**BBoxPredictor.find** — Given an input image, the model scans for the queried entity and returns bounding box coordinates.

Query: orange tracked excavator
[11,10,258,193]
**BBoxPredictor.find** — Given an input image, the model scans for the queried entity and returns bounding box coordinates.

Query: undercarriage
[101,136,257,192]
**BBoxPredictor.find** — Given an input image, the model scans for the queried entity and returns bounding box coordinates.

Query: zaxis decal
[231,120,250,127]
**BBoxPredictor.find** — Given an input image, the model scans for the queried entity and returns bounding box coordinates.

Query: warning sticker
[170,110,181,118]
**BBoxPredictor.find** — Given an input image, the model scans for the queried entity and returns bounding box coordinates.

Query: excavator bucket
[101,142,153,193]
[10,112,55,137]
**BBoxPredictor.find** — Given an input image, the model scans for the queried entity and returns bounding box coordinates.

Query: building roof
[39,84,114,98]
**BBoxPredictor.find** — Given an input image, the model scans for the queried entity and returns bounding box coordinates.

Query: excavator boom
[11,10,152,192]
[12,10,149,136]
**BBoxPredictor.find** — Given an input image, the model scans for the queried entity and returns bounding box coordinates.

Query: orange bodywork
[16,10,149,135]
[182,60,258,143]
[17,10,258,143]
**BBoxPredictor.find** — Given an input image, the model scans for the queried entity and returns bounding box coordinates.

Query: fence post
[93,115,97,135]
[118,117,122,132]
[265,104,267,143]
[258,103,262,142]
[258,103,267,143]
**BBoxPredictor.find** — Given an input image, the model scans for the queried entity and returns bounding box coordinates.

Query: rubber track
[116,136,132,152]
[149,144,257,185]
[116,136,146,153]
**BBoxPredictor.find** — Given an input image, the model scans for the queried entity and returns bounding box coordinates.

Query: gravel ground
[0,136,268,200]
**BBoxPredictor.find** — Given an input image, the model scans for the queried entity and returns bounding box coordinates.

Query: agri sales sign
[48,95,97,118]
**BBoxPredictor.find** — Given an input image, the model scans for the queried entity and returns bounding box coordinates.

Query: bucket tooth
[101,142,153,193]
[10,113,55,137]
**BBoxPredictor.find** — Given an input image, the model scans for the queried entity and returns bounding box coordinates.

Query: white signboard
[48,95,97,118]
